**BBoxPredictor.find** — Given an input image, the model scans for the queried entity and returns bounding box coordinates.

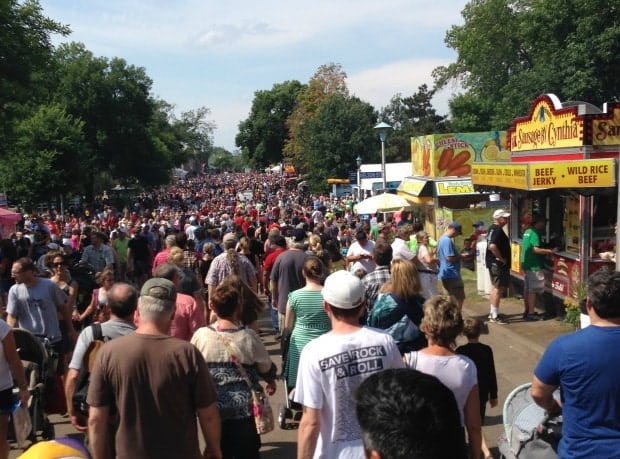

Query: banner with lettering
[472,159,615,190]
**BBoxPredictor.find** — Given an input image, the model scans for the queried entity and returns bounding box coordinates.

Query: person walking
[294,270,404,459]
[403,296,482,459]
[486,209,511,324]
[65,282,138,433]
[282,257,330,391]
[87,278,222,459]
[191,280,277,459]
[456,317,498,459]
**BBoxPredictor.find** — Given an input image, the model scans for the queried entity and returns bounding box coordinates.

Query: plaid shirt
[362,265,391,312]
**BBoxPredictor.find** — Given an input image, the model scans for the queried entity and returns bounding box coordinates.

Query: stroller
[498,383,561,459]
[9,329,57,445]
[277,331,303,430]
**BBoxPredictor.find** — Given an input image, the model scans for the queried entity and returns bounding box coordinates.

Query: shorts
[0,387,15,415]
[489,263,510,289]
[441,277,465,304]
[525,270,545,294]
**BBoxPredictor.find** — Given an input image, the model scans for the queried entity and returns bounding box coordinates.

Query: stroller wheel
[41,419,55,440]
[278,403,292,429]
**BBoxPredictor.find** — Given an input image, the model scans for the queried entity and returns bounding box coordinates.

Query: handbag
[215,328,275,435]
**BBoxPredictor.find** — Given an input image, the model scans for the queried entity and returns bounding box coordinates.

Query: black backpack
[72,323,106,415]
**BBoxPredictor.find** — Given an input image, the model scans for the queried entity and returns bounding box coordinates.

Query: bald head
[107,282,139,319]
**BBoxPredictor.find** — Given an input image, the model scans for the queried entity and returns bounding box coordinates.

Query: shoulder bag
[215,328,275,435]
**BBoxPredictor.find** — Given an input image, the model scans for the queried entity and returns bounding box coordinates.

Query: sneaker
[524,313,542,321]
[488,314,508,325]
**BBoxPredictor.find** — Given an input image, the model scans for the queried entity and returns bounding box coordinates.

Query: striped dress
[284,288,331,388]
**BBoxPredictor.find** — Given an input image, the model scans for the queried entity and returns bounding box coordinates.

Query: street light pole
[356,155,363,202]
[374,122,392,193]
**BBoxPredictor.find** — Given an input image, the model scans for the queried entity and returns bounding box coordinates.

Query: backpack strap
[92,323,103,341]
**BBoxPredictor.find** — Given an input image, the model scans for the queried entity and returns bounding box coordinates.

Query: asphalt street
[9,292,572,458]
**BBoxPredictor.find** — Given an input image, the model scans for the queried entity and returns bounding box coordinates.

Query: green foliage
[285,63,349,164]
[210,148,244,172]
[380,85,451,161]
[0,104,84,206]
[435,0,620,131]
[236,80,304,168]
[302,94,377,192]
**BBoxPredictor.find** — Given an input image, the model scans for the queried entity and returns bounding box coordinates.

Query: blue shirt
[437,234,460,280]
[535,325,620,458]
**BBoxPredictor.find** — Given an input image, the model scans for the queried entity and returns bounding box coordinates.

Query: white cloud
[40,0,469,151]
[348,58,457,114]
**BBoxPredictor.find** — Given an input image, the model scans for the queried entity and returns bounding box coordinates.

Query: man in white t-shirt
[345,230,376,274]
[295,271,404,459]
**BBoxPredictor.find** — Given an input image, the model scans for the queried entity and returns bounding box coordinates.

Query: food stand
[398,131,510,245]
[471,94,619,303]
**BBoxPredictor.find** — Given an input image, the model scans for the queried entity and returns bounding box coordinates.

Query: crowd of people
[0,169,617,458]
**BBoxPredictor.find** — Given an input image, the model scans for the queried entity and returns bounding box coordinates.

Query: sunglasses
[52,262,67,267]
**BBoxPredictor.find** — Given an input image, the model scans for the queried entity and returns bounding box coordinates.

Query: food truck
[471,94,618,305]
[398,131,510,244]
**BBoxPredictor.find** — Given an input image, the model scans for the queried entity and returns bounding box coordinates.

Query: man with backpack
[64,282,138,432]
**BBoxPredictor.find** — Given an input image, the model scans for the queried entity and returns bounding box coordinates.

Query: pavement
[9,277,576,458]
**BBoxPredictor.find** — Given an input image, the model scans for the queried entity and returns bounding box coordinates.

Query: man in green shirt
[521,214,555,320]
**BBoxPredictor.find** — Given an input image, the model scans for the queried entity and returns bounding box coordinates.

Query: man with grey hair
[87,278,221,459]
[151,234,177,275]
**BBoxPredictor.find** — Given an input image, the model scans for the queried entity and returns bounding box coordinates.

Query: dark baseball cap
[140,278,177,301]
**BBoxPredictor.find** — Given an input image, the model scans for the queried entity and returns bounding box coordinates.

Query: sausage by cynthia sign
[529,160,615,189]
[509,94,584,152]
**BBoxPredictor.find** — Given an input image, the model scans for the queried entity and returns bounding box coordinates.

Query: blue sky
[39,0,469,152]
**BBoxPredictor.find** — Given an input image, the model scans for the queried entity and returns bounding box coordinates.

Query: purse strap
[214,326,254,391]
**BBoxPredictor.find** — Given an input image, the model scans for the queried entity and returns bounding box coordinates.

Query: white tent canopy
[354,193,412,214]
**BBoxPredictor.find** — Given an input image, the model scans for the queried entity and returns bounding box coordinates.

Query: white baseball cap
[493,209,511,219]
[322,270,365,309]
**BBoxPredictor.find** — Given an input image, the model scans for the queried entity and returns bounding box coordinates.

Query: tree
[284,63,349,166]
[169,106,215,170]
[380,85,451,161]
[210,148,244,172]
[0,0,69,144]
[0,0,69,103]
[0,104,84,207]
[51,42,172,195]
[433,0,620,130]
[302,94,377,192]
[236,80,304,168]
